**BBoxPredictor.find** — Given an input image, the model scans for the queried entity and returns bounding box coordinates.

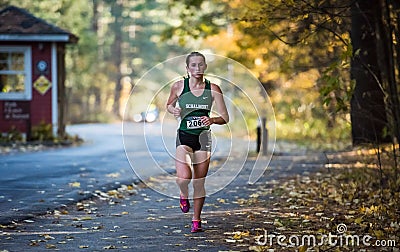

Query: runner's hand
[172,107,182,118]
[200,116,213,126]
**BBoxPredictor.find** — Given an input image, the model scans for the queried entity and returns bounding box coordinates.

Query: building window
[0,46,32,100]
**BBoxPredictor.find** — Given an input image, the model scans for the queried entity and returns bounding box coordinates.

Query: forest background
[1,0,399,150]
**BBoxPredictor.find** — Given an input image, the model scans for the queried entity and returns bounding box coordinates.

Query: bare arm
[211,84,229,124]
[166,80,183,118]
[201,83,229,126]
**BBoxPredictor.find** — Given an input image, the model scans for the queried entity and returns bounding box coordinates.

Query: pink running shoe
[179,195,190,213]
[191,220,202,233]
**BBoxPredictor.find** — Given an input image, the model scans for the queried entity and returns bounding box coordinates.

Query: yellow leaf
[273,219,284,227]
[218,198,226,203]
[46,244,57,249]
[69,182,81,188]
[298,245,308,252]
[249,193,260,198]
[106,172,120,178]
[354,216,363,224]
[107,190,119,196]
[42,234,55,240]
[232,231,249,240]
[60,210,69,215]
[73,216,92,221]
[249,245,265,252]
[373,230,384,239]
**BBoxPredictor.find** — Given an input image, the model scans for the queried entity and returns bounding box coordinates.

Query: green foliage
[162,0,226,45]
[31,122,54,142]
[217,0,353,148]
[276,117,352,150]
[2,0,197,123]
[320,40,354,113]
[0,0,361,148]
[0,127,23,143]
[29,122,83,144]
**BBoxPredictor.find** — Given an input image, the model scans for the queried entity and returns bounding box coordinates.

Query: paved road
[0,139,330,251]
[0,122,240,224]
[0,121,336,251]
[0,123,165,223]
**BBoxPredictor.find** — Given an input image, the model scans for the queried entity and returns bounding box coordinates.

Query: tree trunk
[111,1,123,118]
[384,0,400,143]
[91,0,102,114]
[57,45,66,138]
[377,0,400,144]
[92,0,99,32]
[350,0,391,145]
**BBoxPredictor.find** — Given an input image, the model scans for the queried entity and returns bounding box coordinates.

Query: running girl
[166,51,229,232]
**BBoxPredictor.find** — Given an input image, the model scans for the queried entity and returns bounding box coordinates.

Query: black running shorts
[176,129,211,152]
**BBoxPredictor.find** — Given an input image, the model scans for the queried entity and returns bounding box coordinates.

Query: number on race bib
[187,118,205,129]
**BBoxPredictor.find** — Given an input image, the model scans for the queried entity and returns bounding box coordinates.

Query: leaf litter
[215,149,400,251]
[1,148,399,251]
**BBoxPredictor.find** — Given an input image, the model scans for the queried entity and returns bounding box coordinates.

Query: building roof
[0,6,78,43]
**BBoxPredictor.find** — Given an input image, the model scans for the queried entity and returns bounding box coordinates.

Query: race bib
[186,117,206,129]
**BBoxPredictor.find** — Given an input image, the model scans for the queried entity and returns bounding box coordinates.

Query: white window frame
[0,46,32,100]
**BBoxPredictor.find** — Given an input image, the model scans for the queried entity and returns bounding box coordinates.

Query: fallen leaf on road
[69,182,81,188]
[273,219,284,227]
[298,245,308,252]
[106,172,120,178]
[74,216,92,221]
[225,239,237,243]
[248,245,266,251]
[41,234,55,240]
[103,245,117,249]
[46,244,57,249]
[29,240,40,246]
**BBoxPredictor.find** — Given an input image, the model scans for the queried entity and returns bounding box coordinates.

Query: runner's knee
[192,179,206,198]
[176,177,191,187]
[192,178,205,190]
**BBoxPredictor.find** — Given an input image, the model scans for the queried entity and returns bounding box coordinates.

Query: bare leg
[192,150,210,221]
[175,145,193,198]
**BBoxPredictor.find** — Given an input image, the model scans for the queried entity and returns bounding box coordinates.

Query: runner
[166,51,229,232]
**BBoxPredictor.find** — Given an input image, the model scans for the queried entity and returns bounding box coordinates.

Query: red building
[0,6,78,140]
